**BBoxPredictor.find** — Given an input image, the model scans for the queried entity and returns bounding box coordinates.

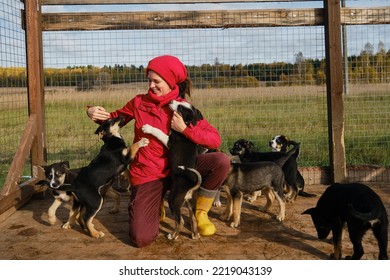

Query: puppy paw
[276,214,285,221]
[166,233,179,241]
[244,196,256,202]
[62,222,72,229]
[229,222,239,228]
[141,124,153,134]
[213,200,222,207]
[91,231,105,238]
[48,216,57,225]
[138,137,149,148]
[191,233,200,240]
[244,191,261,202]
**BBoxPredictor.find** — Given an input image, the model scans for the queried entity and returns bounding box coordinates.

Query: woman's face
[147,70,171,97]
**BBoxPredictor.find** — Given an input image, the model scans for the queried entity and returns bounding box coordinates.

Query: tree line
[1,43,389,90]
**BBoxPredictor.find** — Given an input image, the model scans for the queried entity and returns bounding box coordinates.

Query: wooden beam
[1,115,38,196]
[0,178,41,222]
[41,7,390,31]
[324,0,346,183]
[41,8,324,31]
[341,7,390,25]
[26,0,47,167]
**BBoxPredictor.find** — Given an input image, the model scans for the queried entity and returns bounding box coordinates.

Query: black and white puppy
[142,100,202,240]
[37,160,122,227]
[37,161,81,225]
[55,117,149,238]
[303,183,388,260]
[269,135,315,197]
[269,134,297,152]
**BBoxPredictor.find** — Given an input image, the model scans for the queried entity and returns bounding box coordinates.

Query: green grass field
[1,84,389,189]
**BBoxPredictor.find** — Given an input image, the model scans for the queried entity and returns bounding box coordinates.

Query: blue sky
[1,0,390,68]
[41,0,388,13]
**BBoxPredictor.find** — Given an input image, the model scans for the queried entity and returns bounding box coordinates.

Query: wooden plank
[41,8,324,31]
[41,7,390,31]
[1,115,38,196]
[324,0,346,183]
[41,0,293,5]
[0,178,40,221]
[342,7,390,25]
[26,0,47,168]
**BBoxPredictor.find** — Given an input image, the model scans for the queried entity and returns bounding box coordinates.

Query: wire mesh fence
[0,0,29,187]
[40,7,329,171]
[1,1,390,188]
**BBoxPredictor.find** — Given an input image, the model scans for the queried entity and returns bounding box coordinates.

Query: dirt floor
[0,183,389,260]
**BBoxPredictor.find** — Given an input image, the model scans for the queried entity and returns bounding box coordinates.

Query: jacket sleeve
[109,99,135,126]
[181,118,222,149]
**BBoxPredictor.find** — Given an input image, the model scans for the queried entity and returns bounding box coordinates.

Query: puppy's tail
[288,140,301,159]
[275,143,300,167]
[177,166,202,191]
[348,203,381,223]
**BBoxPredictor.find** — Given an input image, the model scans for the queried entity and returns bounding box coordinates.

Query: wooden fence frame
[2,0,389,219]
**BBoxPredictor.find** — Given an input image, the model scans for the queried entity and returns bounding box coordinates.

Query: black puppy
[303,183,388,260]
[56,117,149,238]
[230,138,315,199]
[142,100,202,240]
[221,144,300,227]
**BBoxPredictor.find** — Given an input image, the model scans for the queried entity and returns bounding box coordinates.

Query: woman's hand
[87,106,111,121]
[171,111,187,133]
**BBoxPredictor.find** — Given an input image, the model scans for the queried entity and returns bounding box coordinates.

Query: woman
[87,55,230,248]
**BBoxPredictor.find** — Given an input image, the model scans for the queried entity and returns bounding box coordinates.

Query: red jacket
[109,93,222,186]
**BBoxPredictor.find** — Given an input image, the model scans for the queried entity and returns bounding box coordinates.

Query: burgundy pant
[128,152,230,248]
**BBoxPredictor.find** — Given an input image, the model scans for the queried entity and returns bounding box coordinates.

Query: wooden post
[324,0,346,182]
[25,0,47,170]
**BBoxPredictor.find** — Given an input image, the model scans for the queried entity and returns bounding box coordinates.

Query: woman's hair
[178,76,192,99]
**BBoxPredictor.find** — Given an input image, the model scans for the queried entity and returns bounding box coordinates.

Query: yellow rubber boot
[195,195,216,236]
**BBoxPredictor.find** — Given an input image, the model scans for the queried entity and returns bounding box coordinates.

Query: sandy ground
[0,183,389,260]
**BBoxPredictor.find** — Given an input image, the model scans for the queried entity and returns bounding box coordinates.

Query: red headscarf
[146,55,188,89]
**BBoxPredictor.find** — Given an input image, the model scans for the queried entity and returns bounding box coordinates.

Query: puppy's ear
[37,165,48,173]
[60,161,70,169]
[95,125,102,135]
[194,109,203,121]
[177,106,191,126]
[95,121,107,138]
[302,208,315,215]
[190,109,203,126]
[116,115,125,127]
[245,140,254,149]
[288,140,299,147]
